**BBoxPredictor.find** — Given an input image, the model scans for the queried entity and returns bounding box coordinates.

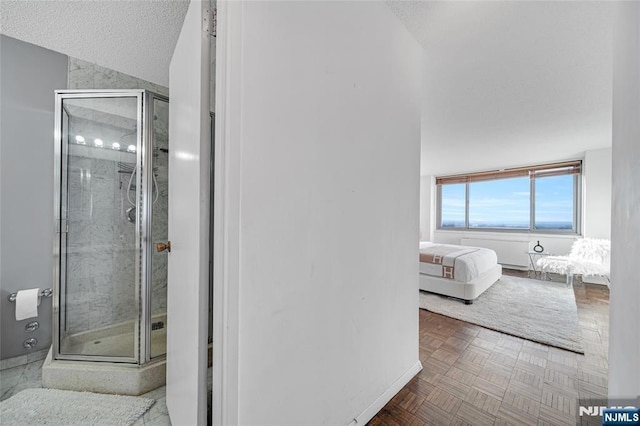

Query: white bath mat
[0,388,154,426]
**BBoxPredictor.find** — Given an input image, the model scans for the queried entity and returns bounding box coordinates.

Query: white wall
[226,2,422,424]
[419,175,434,242]
[0,36,67,359]
[433,230,576,269]
[609,1,640,400]
[583,147,612,240]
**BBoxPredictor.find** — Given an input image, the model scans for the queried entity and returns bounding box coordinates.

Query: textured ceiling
[0,0,190,87]
[2,0,614,175]
[386,1,614,176]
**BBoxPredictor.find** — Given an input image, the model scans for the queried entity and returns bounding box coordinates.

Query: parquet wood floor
[368,270,609,426]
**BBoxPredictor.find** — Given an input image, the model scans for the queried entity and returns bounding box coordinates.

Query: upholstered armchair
[536,238,611,286]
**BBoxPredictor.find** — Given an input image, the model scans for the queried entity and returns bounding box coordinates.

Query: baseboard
[503,264,529,271]
[347,360,423,426]
[1,347,50,371]
[582,276,609,286]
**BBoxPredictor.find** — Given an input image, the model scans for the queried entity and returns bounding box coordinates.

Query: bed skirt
[419,264,502,304]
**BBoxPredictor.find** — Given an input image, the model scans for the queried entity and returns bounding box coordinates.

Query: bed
[419,241,502,304]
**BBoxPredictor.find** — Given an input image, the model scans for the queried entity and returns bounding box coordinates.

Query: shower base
[60,323,167,358]
[42,316,167,396]
[42,350,165,396]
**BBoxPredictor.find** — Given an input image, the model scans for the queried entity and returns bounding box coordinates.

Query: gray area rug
[0,388,154,426]
[420,275,584,354]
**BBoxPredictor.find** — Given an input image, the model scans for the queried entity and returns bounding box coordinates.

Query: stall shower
[42,90,169,395]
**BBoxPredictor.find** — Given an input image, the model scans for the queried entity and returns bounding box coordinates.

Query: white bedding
[419,241,498,283]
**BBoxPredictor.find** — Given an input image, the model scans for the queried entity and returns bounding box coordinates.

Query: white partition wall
[609,1,640,399]
[218,1,422,424]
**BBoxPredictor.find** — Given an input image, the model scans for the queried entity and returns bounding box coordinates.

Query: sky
[441,175,574,228]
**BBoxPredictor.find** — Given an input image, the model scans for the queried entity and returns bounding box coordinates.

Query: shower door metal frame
[141,91,169,364]
[53,90,147,365]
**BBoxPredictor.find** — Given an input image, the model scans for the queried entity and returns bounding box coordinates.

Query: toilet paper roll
[15,288,40,321]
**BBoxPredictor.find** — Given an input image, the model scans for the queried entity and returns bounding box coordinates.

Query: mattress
[419,241,498,283]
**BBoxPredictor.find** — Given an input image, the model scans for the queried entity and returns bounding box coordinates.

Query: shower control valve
[23,338,38,349]
[25,321,39,332]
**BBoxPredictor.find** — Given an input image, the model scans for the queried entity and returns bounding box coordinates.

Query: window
[469,177,530,229]
[534,174,574,230]
[440,183,465,228]
[436,161,581,233]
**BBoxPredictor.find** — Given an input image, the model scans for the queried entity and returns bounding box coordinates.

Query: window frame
[435,161,582,235]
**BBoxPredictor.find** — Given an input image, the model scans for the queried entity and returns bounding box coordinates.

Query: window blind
[435,160,582,185]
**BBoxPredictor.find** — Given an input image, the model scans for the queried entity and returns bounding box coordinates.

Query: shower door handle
[156,241,171,253]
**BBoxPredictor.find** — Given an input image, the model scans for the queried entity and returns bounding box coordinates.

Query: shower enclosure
[51,89,169,369]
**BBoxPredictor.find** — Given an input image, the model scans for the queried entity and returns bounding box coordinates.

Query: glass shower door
[148,94,169,360]
[56,93,142,362]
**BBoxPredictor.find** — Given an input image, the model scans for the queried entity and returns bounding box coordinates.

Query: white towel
[15,288,40,321]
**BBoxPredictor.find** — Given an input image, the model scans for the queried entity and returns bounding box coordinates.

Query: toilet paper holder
[7,288,53,303]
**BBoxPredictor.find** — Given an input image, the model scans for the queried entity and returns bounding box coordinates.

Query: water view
[440,174,575,230]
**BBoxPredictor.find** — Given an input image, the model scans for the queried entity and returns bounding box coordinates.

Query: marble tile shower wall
[68,58,169,97]
[66,154,137,334]
[66,117,138,335]
[64,60,169,336]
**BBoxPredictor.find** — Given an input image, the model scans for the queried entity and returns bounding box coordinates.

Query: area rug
[419,275,584,354]
[0,388,154,426]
